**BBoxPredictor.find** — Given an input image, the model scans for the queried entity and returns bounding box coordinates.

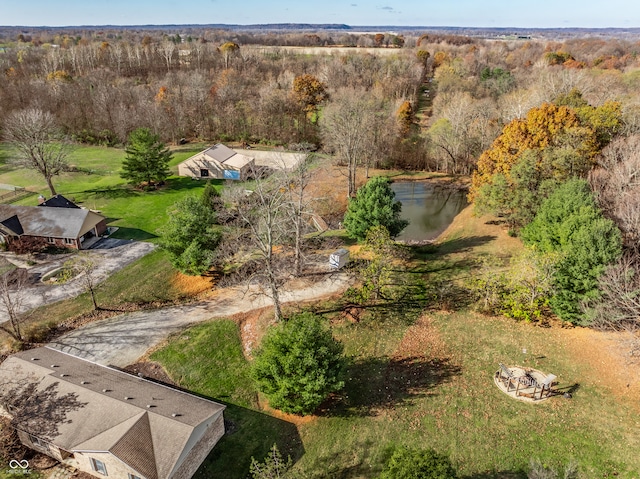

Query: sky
[2,0,639,28]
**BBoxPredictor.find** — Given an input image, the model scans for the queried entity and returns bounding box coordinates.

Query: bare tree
[160,41,175,73]
[586,252,640,332]
[0,269,30,341]
[3,109,70,196]
[592,134,640,247]
[224,170,291,321]
[285,154,313,277]
[321,89,377,197]
[67,254,100,310]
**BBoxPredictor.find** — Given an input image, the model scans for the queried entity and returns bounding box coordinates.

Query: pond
[390,181,468,242]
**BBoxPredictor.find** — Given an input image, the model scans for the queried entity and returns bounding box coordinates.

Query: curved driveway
[49,273,351,367]
[0,241,156,322]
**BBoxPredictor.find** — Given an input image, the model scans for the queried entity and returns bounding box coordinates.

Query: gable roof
[0,347,225,479]
[0,205,103,239]
[0,214,24,235]
[39,194,81,209]
[180,144,254,170]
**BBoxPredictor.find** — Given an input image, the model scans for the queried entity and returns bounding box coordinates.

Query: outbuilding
[177,144,255,181]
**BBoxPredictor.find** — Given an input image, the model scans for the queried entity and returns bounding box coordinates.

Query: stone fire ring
[494,366,553,403]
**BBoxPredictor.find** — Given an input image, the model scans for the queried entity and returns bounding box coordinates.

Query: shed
[329,249,350,269]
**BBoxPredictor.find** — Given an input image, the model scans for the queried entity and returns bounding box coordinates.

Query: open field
[150,207,640,479]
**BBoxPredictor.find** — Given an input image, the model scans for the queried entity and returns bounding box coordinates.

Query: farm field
[151,208,640,479]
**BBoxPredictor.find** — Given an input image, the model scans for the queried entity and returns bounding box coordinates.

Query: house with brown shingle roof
[0,203,107,250]
[0,347,225,479]
[177,144,255,181]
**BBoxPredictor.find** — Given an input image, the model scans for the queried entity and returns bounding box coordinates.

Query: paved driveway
[0,241,156,322]
[49,273,351,367]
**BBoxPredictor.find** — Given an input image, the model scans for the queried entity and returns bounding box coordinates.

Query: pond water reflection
[390,181,468,242]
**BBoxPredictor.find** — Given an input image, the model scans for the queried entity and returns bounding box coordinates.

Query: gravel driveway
[0,241,156,322]
[49,272,351,367]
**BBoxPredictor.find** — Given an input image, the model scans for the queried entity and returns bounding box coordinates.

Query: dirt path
[49,272,351,367]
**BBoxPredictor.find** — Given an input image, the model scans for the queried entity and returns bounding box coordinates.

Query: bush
[379,447,457,479]
[252,312,345,415]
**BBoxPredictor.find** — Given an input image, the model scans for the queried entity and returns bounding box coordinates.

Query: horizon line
[1,23,639,30]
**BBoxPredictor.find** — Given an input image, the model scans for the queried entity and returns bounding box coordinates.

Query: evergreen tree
[159,196,221,275]
[521,179,622,323]
[252,313,345,415]
[121,128,172,188]
[343,176,408,241]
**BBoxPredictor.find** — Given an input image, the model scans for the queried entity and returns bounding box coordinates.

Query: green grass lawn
[151,209,640,479]
[0,142,221,240]
[150,320,302,479]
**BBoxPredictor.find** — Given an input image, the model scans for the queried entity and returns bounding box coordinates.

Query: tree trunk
[45,176,57,196]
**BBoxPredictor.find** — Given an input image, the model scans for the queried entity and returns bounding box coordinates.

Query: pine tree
[121,128,172,189]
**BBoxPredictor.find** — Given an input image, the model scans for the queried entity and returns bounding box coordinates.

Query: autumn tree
[3,109,70,196]
[396,100,415,137]
[121,128,172,188]
[470,99,622,223]
[292,74,328,115]
[219,41,239,69]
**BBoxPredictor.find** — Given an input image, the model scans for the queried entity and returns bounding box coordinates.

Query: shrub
[379,447,457,479]
[252,312,345,415]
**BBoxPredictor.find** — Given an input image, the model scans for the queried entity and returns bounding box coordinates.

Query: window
[128,474,142,479]
[64,238,75,245]
[27,433,47,448]
[46,237,55,244]
[90,458,108,475]
[200,168,210,177]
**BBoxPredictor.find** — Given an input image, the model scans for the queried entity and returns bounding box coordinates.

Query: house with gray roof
[0,204,107,250]
[0,347,225,479]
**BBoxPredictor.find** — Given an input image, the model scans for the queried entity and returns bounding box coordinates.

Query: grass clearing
[0,142,221,240]
[151,205,640,479]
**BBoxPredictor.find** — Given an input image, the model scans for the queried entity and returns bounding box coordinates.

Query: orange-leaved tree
[292,74,328,116]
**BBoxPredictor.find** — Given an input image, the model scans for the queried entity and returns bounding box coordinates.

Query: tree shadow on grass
[196,403,304,479]
[322,356,461,418]
[301,438,384,479]
[432,235,498,255]
[108,226,157,241]
[166,176,224,192]
[79,186,140,199]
